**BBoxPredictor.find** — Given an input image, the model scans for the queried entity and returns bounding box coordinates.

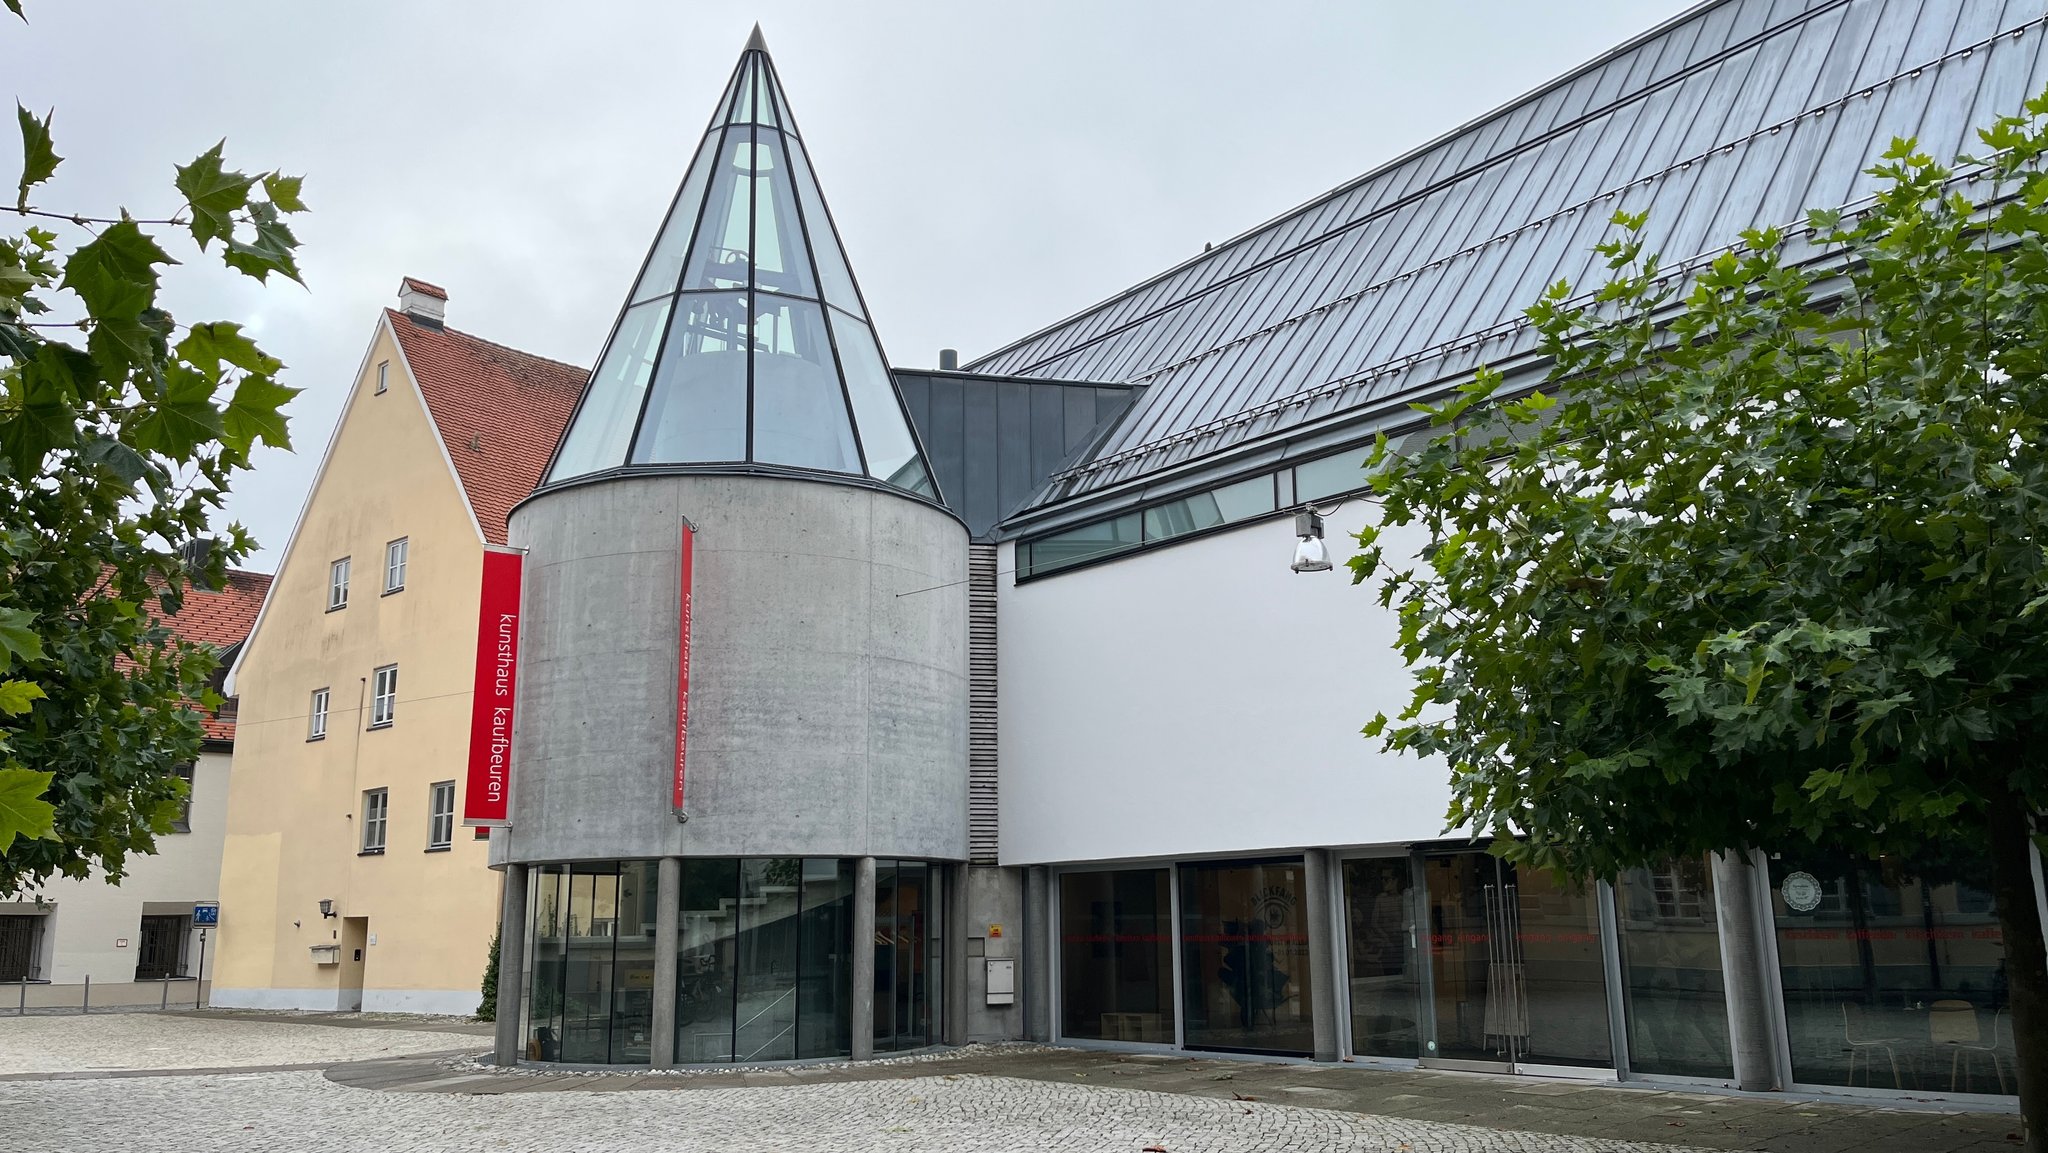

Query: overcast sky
[14,0,1695,568]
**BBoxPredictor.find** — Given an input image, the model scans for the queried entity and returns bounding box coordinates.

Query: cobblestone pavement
[5,1067,1736,1153]
[0,1013,473,1074]
[0,1015,2020,1152]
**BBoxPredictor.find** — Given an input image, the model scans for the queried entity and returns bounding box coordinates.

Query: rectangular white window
[308,687,330,741]
[370,664,398,728]
[428,781,455,850]
[328,557,350,611]
[361,788,388,853]
[375,360,389,394]
[384,538,408,594]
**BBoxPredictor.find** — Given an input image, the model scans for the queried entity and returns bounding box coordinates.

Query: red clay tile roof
[400,276,448,301]
[160,569,271,743]
[386,309,589,545]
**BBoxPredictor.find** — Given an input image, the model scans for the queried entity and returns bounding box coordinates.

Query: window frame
[169,763,195,834]
[308,687,330,741]
[328,557,351,611]
[427,780,456,851]
[383,537,408,595]
[375,360,389,395]
[369,664,398,729]
[361,787,389,854]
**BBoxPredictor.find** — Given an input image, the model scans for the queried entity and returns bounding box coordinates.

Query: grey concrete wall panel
[943,864,970,1046]
[852,856,878,1060]
[963,864,1024,1042]
[1713,849,1781,1091]
[1303,849,1338,1061]
[492,864,527,1066]
[651,857,680,1067]
[1024,865,1051,1042]
[498,474,969,865]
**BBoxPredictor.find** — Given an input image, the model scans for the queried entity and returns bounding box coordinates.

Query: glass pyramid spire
[546,29,937,499]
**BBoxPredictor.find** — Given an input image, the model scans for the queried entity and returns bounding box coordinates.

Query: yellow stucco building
[214,279,584,1013]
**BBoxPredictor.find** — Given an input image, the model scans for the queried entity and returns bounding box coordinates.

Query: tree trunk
[1988,789,2047,1152]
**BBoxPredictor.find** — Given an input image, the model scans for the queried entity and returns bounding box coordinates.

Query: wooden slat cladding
[968,542,1000,863]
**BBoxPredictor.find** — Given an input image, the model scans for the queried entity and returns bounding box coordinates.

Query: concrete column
[1712,850,1780,1091]
[650,857,680,1067]
[491,864,528,1066]
[852,857,877,1060]
[944,863,970,1046]
[1303,850,1340,1061]
[1024,866,1051,1042]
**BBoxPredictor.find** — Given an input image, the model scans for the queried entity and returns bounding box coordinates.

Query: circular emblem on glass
[1782,870,1824,913]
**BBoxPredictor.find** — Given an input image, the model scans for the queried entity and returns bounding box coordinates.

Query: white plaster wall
[997,504,1457,866]
[22,748,231,985]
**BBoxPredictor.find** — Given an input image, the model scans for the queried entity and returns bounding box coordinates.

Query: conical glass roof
[546,31,937,499]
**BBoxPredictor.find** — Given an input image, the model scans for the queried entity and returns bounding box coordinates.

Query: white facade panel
[997,506,1458,866]
[21,748,231,987]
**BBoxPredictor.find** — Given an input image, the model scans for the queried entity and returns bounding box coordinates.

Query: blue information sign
[193,903,219,926]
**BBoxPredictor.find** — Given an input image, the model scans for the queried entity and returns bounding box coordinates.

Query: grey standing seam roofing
[969,0,2048,518]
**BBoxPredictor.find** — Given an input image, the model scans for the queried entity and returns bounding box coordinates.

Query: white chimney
[396,276,448,326]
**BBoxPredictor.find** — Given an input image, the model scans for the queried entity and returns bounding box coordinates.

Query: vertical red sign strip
[463,547,523,825]
[673,520,696,814]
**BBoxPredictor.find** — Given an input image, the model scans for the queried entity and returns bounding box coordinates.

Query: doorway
[338,917,369,1012]
[873,861,936,1052]
[1420,852,1612,1072]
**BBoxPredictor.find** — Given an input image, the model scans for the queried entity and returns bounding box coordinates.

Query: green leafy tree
[1354,90,2048,1142]
[0,2,305,893]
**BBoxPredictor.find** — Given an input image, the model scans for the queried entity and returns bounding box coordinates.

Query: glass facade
[1179,859,1316,1055]
[1039,844,2006,1099]
[1060,869,1173,1043]
[1770,851,2006,1092]
[874,860,941,1053]
[1422,852,1612,1068]
[1616,861,1731,1078]
[527,861,658,1063]
[546,45,936,499]
[1342,857,1420,1059]
[526,857,931,1065]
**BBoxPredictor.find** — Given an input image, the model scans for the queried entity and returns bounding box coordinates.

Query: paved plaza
[0,1012,2023,1153]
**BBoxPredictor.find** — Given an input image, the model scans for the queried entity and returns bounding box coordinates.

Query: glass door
[1421,851,1613,1072]
[1342,857,1421,1059]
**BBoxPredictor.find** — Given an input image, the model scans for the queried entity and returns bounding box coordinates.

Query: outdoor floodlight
[1291,510,1332,574]
[319,899,336,919]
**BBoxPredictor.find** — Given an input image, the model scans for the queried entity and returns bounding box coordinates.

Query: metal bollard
[16,980,23,1016]
[160,978,168,1010]
[80,974,88,1015]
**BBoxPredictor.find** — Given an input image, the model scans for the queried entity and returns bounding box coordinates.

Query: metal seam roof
[972,0,2048,517]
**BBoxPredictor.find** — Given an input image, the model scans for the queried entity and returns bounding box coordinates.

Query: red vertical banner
[673,520,696,814]
[464,547,523,825]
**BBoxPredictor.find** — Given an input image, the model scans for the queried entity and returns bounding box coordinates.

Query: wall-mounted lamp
[318,899,336,919]
[1291,510,1332,574]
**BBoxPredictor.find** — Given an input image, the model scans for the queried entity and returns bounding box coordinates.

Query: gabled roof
[972,0,2048,517]
[387,309,588,544]
[160,569,271,742]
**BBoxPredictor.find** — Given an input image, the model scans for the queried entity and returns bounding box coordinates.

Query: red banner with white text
[673,521,696,814]
[463,547,523,825]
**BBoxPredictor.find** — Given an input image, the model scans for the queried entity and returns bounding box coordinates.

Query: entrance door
[338,917,369,1012]
[1421,852,1612,1072]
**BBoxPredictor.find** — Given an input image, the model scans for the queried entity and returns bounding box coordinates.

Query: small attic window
[375,361,389,395]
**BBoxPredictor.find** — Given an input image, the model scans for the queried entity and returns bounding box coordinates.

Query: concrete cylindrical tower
[488,28,969,1068]
[497,473,967,863]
